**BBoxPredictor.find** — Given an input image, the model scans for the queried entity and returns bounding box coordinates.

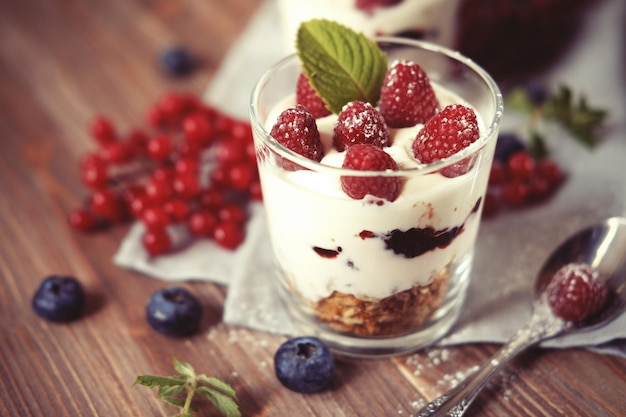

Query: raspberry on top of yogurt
[269,19,481,202]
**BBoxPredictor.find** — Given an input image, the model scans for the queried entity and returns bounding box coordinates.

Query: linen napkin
[114,0,626,356]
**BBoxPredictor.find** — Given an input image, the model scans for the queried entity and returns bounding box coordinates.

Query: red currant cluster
[69,91,261,255]
[483,150,564,217]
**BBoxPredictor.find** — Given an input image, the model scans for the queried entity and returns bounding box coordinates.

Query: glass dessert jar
[250,38,502,357]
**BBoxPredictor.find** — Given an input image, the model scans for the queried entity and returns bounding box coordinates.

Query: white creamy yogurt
[258,85,492,302]
[277,0,460,50]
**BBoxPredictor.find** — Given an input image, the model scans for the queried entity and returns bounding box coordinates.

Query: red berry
[270,105,323,164]
[188,209,218,238]
[507,151,535,180]
[214,221,245,250]
[218,204,247,224]
[147,135,174,161]
[333,101,391,152]
[81,160,109,189]
[413,104,480,177]
[199,188,224,209]
[173,173,201,200]
[68,208,102,232]
[125,128,149,156]
[182,112,214,146]
[340,144,401,202]
[141,206,171,230]
[164,198,191,222]
[174,156,200,175]
[215,139,246,165]
[296,72,331,119]
[142,228,172,255]
[129,193,152,218]
[227,161,256,191]
[90,189,128,223]
[379,60,439,128]
[501,180,529,207]
[145,178,175,204]
[356,0,402,12]
[100,141,131,165]
[537,158,563,186]
[89,116,116,145]
[547,263,608,322]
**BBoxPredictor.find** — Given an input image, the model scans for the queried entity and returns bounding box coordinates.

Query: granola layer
[314,268,449,337]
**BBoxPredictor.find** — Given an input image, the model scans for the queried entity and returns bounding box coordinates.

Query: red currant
[81,160,109,189]
[183,112,214,146]
[501,181,529,207]
[214,221,245,250]
[68,208,102,232]
[89,116,116,146]
[147,135,174,161]
[507,151,535,180]
[173,173,201,200]
[141,206,171,230]
[227,161,256,191]
[164,198,191,222]
[188,209,218,237]
[90,189,128,223]
[142,228,172,255]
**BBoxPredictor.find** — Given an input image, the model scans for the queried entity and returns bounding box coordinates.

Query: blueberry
[274,336,334,393]
[524,80,549,105]
[146,287,202,337]
[494,132,526,163]
[32,275,85,322]
[160,46,194,76]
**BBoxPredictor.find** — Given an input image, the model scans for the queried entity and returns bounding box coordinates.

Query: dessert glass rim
[249,36,503,177]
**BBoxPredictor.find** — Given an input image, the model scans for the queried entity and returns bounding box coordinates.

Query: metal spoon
[414,216,626,417]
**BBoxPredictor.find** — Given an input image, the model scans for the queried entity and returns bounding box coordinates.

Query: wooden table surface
[1,1,625,416]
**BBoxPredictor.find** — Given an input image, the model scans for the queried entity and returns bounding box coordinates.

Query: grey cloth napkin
[114,0,626,356]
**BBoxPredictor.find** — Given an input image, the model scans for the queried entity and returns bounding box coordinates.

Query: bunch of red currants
[69,91,261,255]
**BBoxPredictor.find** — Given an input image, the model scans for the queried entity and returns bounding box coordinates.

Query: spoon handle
[413,312,559,417]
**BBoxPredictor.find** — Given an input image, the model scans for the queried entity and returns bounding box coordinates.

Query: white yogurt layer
[258,85,492,302]
[277,0,460,50]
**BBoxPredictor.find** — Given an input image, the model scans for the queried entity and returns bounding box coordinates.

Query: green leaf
[504,87,535,113]
[543,85,607,148]
[172,414,194,417]
[197,387,242,417]
[198,375,237,399]
[296,19,388,113]
[173,358,196,378]
[133,375,186,388]
[160,396,187,408]
[158,384,185,398]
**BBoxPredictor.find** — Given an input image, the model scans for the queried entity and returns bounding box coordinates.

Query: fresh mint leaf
[197,387,241,417]
[198,375,238,398]
[134,358,240,417]
[296,19,388,113]
[174,358,196,378]
[504,84,608,153]
[133,375,186,388]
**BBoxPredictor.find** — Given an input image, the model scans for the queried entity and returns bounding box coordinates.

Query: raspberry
[333,101,391,152]
[356,0,402,13]
[507,151,536,180]
[412,104,479,177]
[269,105,323,163]
[296,73,331,119]
[341,144,401,202]
[546,263,608,322]
[379,60,439,128]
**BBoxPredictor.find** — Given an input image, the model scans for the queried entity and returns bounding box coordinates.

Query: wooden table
[1,1,625,416]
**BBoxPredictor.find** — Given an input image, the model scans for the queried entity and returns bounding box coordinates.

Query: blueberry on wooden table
[274,336,335,393]
[32,275,85,322]
[146,287,203,337]
[160,46,195,76]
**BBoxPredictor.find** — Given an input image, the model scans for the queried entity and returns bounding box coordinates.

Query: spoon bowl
[414,217,626,417]
[534,216,626,332]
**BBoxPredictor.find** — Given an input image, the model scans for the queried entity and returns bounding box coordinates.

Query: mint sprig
[133,358,241,417]
[296,19,388,113]
[505,84,608,155]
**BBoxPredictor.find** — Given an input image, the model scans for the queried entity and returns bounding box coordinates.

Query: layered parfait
[251,20,501,347]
